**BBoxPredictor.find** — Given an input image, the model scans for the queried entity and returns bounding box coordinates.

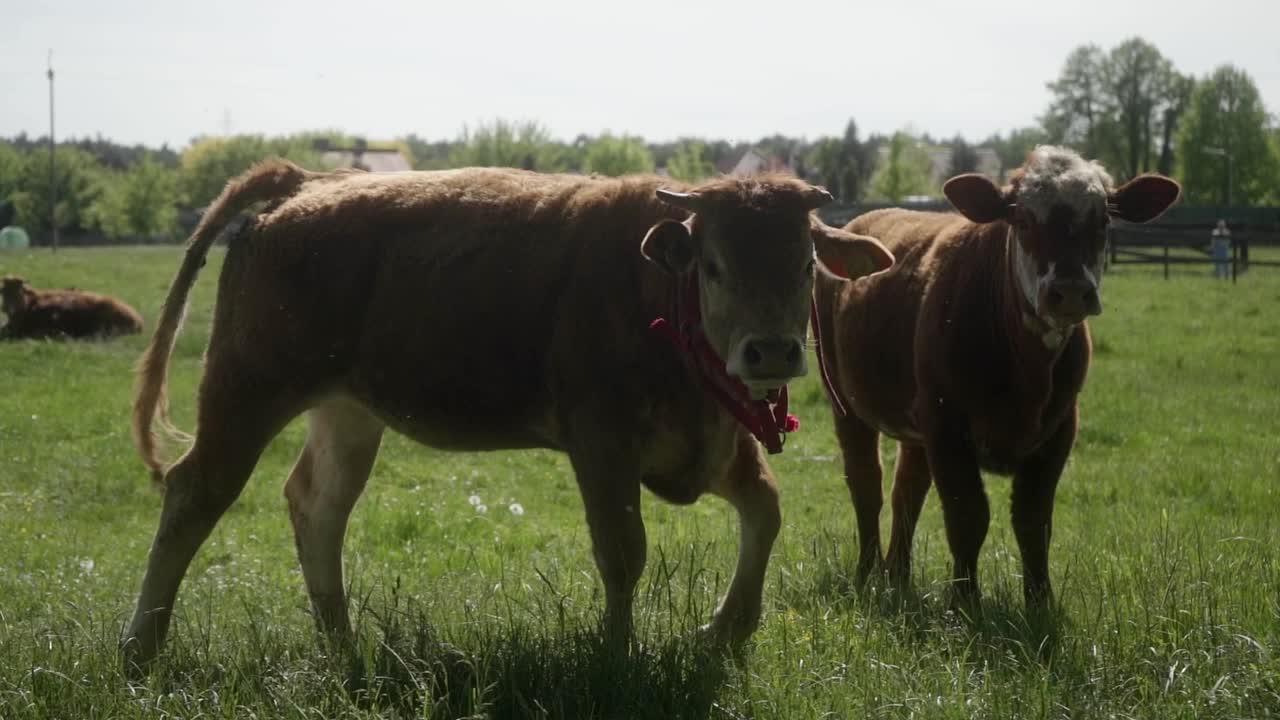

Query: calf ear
[641,219,695,274]
[811,222,894,280]
[944,174,1009,224]
[656,188,701,212]
[801,185,835,210]
[1109,174,1181,223]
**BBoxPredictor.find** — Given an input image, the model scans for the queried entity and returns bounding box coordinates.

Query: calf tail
[132,159,310,487]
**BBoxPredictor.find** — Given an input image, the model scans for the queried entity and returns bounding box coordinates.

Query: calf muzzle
[729,335,807,390]
[1044,278,1101,324]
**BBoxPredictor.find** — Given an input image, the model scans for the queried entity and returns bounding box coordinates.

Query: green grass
[0,246,1278,719]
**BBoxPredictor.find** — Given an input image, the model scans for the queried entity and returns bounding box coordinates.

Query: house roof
[720,148,794,176]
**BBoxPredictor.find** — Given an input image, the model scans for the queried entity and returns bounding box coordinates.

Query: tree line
[1,36,1276,244]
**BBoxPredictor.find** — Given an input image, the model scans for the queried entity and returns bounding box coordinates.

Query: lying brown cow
[123,160,893,671]
[1,275,143,340]
[812,146,1178,607]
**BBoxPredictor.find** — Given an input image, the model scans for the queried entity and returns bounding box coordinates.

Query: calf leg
[284,397,384,644]
[884,442,931,586]
[703,434,781,645]
[1012,407,1076,607]
[122,375,301,674]
[570,453,646,647]
[833,413,884,583]
[925,426,989,605]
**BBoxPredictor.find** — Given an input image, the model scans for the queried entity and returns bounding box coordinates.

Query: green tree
[0,141,23,226]
[1176,65,1280,207]
[1042,45,1108,158]
[1270,130,1280,205]
[10,145,105,238]
[868,132,933,202]
[805,120,877,203]
[402,133,456,170]
[1157,72,1195,176]
[1044,38,1191,179]
[1099,38,1180,179]
[89,154,180,239]
[947,136,979,176]
[0,141,23,200]
[582,134,655,176]
[665,141,716,183]
[180,135,321,209]
[806,138,844,195]
[449,120,566,172]
[986,127,1050,182]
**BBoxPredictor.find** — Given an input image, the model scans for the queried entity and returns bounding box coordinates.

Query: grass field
[0,246,1277,719]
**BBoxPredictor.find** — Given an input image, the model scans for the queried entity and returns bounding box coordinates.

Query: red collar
[649,271,800,454]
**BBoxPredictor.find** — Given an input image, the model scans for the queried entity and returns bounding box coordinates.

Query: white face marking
[1039,261,1058,308]
[1017,146,1114,225]
[1012,235,1042,312]
[1041,328,1066,349]
[1082,262,1101,291]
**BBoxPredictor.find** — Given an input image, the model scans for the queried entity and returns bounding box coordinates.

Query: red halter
[808,295,848,417]
[649,271,800,454]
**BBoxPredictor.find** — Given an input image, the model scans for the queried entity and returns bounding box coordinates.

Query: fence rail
[1106,224,1280,282]
[819,203,1280,284]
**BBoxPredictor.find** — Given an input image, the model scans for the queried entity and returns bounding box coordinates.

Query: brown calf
[123,160,893,671]
[813,146,1179,606]
[1,275,143,340]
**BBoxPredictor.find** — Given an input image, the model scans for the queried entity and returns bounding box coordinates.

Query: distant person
[1211,219,1231,279]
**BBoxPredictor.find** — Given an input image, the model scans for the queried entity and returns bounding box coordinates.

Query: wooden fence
[819,203,1280,284]
[1106,224,1280,282]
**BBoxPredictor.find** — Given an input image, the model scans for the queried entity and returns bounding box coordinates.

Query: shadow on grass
[132,603,729,720]
[347,601,729,720]
[787,546,1070,672]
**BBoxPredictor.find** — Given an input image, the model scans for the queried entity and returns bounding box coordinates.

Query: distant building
[321,147,412,173]
[974,148,1002,179]
[719,148,794,176]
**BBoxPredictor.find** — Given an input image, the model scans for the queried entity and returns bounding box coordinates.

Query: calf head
[642,175,892,397]
[945,146,1180,331]
[1,276,29,316]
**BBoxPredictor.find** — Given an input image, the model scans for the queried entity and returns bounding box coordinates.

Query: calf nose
[1045,279,1101,320]
[740,336,806,381]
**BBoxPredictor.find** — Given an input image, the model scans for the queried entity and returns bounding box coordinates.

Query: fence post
[1232,236,1238,284]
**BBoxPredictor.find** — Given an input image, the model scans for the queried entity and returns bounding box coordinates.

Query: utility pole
[47,50,58,253]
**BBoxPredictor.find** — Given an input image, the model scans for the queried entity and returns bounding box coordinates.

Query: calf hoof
[884,553,913,590]
[698,605,761,649]
[853,556,882,588]
[946,582,983,617]
[1023,582,1055,611]
[119,636,156,683]
[1024,596,1059,628]
[600,616,637,654]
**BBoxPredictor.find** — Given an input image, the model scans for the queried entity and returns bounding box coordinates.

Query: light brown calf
[813,146,1179,606]
[123,160,893,671]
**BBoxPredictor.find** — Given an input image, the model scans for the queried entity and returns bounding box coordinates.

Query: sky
[2,0,1278,150]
